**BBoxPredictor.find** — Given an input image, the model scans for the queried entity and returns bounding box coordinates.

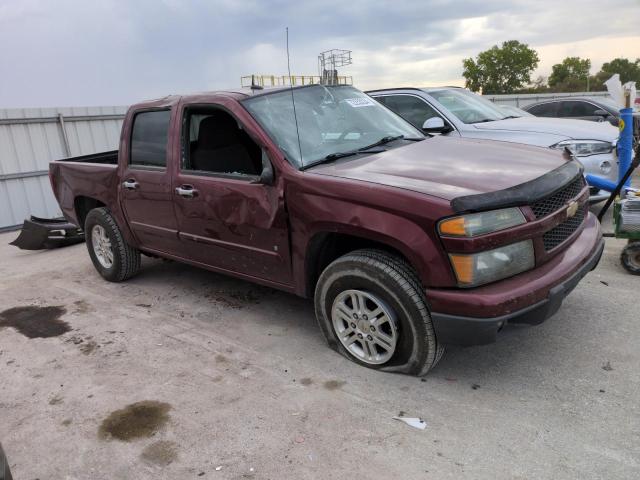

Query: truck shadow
[132,257,320,337]
[131,255,605,386]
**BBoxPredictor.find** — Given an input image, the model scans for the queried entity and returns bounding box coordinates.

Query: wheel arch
[303,229,424,298]
[74,196,106,228]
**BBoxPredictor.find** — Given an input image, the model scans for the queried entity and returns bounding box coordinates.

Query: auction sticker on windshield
[343,97,376,108]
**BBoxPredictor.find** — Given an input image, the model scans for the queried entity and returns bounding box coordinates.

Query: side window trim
[128,108,172,170]
[128,164,166,172]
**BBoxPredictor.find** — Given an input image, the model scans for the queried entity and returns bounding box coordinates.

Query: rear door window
[130,110,171,167]
[376,94,443,129]
[527,102,559,117]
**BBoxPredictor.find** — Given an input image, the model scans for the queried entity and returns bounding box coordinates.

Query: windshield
[429,88,508,124]
[242,85,422,168]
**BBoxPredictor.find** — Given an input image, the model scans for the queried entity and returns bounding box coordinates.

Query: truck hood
[471,117,618,144]
[308,136,571,201]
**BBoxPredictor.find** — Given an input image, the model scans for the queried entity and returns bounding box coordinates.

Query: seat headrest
[197,112,241,150]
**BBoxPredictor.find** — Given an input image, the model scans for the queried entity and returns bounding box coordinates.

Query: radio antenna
[286,27,304,166]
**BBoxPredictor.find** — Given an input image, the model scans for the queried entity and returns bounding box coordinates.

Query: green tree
[548,57,591,92]
[514,76,549,94]
[462,40,540,94]
[591,57,640,90]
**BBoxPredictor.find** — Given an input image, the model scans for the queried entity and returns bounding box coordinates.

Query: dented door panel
[173,174,292,284]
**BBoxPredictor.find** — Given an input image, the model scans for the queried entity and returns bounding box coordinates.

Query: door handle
[175,185,198,198]
[122,179,139,190]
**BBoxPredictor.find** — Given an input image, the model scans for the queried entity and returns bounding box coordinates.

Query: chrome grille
[543,208,585,250]
[531,176,585,219]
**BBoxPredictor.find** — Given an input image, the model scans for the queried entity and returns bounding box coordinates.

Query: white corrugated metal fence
[0,106,126,231]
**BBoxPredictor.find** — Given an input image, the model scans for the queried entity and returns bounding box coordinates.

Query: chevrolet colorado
[49,85,603,375]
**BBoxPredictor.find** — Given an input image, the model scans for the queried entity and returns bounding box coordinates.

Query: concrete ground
[0,209,639,479]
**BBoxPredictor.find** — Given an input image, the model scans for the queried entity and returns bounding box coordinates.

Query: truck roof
[130,85,353,110]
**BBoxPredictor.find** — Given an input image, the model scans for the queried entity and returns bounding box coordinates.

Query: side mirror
[608,116,620,127]
[422,116,450,133]
[253,149,274,185]
[593,109,609,117]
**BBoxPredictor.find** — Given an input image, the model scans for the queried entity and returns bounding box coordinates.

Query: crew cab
[49,85,604,376]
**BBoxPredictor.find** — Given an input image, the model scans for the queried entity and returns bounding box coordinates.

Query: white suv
[367,87,620,202]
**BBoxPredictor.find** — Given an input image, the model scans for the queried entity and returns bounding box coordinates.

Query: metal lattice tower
[318,49,352,85]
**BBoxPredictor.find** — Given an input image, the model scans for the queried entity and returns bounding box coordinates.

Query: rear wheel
[85,208,141,282]
[621,241,640,275]
[315,249,444,376]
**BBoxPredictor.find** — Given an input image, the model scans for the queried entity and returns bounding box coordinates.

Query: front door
[120,108,180,254]
[558,101,602,122]
[172,103,292,287]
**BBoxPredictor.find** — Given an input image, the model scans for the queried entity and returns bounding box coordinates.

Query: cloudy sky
[0,0,638,108]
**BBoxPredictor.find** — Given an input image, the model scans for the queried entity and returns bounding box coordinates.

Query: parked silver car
[367,87,619,202]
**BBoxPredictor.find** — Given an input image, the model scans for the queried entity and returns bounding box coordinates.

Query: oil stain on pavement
[0,305,69,338]
[140,440,178,466]
[98,400,172,441]
[323,380,346,391]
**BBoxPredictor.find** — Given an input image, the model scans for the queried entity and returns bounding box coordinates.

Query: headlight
[552,140,613,157]
[438,208,526,237]
[449,240,535,287]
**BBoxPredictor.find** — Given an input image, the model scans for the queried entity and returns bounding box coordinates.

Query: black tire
[85,207,141,282]
[621,241,640,275]
[315,249,444,376]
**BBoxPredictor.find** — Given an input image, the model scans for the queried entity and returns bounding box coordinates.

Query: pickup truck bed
[61,150,119,164]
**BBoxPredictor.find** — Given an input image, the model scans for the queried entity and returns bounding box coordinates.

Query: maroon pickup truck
[50,85,603,376]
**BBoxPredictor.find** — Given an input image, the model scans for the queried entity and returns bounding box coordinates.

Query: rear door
[119,108,181,254]
[526,101,560,117]
[172,99,292,287]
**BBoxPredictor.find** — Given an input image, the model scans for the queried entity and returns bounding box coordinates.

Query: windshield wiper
[359,134,405,149]
[322,135,409,161]
[299,149,382,170]
[324,147,386,161]
[300,135,415,170]
[501,115,520,120]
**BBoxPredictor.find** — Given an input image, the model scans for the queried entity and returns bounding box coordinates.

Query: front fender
[288,190,455,296]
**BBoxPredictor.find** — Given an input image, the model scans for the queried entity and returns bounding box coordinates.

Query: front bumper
[9,216,84,250]
[428,212,603,346]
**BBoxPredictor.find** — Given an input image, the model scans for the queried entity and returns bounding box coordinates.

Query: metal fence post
[57,113,71,157]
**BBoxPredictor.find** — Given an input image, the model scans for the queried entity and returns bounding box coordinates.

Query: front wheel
[85,207,141,282]
[314,249,444,376]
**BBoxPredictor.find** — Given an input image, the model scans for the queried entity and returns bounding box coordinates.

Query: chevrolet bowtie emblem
[566,201,579,218]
